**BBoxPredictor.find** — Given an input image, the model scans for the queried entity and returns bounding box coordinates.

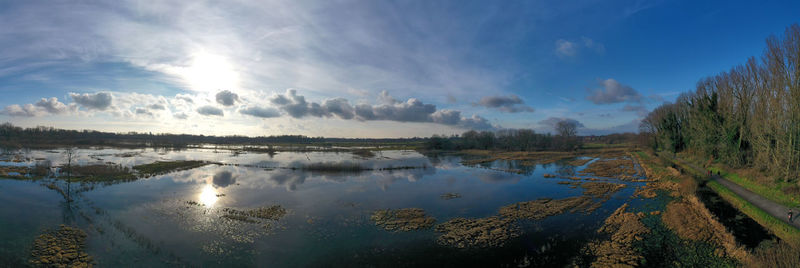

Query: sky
[1,0,798,138]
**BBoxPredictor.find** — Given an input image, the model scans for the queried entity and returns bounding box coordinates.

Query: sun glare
[181,51,240,92]
[198,184,219,207]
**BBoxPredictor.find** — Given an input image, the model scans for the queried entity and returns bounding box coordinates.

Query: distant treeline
[641,24,800,182]
[0,123,423,149]
[424,122,586,151]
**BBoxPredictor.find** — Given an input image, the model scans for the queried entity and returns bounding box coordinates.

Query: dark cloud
[475,95,534,113]
[215,90,239,106]
[134,107,153,117]
[586,79,641,104]
[197,105,223,116]
[538,117,585,130]
[580,119,641,135]
[322,98,354,119]
[174,94,194,103]
[148,103,166,110]
[269,90,494,130]
[212,170,236,188]
[173,112,189,119]
[623,104,649,117]
[70,92,112,110]
[240,106,281,118]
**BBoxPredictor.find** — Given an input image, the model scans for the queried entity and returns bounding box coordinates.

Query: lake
[0,148,655,267]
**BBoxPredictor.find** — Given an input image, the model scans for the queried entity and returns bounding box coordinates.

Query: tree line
[0,123,423,149]
[424,121,582,151]
[641,24,800,182]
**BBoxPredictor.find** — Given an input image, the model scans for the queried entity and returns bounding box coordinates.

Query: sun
[180,51,240,92]
[198,184,219,207]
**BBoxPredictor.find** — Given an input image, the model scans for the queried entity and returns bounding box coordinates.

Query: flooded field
[0,148,659,266]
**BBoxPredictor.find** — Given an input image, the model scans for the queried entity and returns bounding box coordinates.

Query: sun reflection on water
[199,184,219,207]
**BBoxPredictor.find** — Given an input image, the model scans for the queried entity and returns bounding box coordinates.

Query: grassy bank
[707,180,800,244]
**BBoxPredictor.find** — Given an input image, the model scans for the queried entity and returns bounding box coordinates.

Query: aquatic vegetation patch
[500,182,624,220]
[663,197,751,262]
[498,196,598,220]
[580,182,626,199]
[29,225,93,267]
[585,204,649,267]
[133,160,210,177]
[351,149,375,158]
[69,164,137,182]
[222,205,287,221]
[370,208,436,231]
[460,150,576,166]
[434,216,519,248]
[0,166,30,179]
[440,193,462,200]
[579,158,639,180]
[567,158,592,166]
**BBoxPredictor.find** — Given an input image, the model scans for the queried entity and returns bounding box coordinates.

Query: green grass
[133,160,210,177]
[708,180,800,243]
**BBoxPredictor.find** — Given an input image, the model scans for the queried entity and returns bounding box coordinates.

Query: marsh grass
[70,164,136,182]
[133,160,210,177]
[351,149,375,158]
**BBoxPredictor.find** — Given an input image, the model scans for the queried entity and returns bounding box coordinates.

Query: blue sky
[1,0,798,137]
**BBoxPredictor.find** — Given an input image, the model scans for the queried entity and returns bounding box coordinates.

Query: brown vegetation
[499,196,597,220]
[434,216,519,248]
[580,158,639,180]
[567,158,592,166]
[29,225,93,267]
[581,182,626,198]
[662,196,750,262]
[586,204,649,267]
[370,208,436,232]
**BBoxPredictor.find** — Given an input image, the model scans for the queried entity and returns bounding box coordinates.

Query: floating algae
[29,225,93,267]
[370,208,436,232]
[440,193,462,200]
[434,216,519,248]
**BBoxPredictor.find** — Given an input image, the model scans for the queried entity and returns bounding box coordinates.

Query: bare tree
[63,147,77,202]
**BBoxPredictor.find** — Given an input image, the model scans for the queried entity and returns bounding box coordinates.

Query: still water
[0,148,652,267]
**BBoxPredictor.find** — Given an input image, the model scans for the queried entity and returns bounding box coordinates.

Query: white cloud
[587,78,642,104]
[555,39,578,57]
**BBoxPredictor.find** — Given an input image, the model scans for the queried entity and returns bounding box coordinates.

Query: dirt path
[674,157,800,229]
